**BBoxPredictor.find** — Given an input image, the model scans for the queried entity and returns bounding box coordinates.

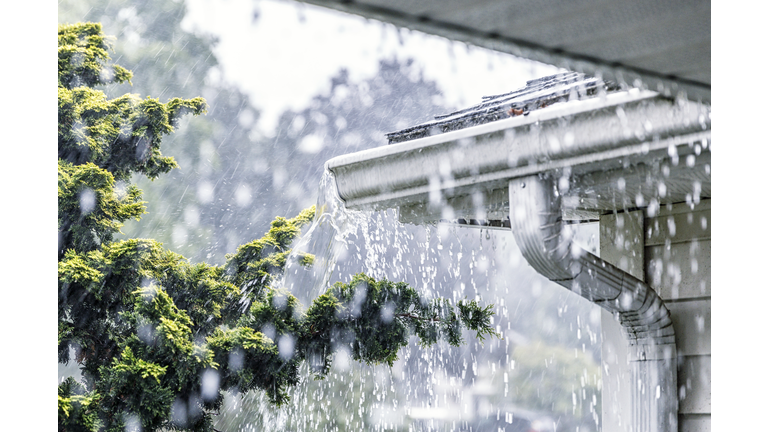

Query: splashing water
[279,169,366,304]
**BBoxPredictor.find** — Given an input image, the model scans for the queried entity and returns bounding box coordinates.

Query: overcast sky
[182,0,560,135]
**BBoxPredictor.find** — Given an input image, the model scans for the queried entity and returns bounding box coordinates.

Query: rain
[51,0,717,431]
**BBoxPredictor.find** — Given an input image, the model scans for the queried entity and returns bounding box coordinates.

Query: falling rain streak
[213,169,603,431]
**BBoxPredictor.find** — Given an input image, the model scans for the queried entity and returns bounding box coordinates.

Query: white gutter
[327,89,710,212]
[509,174,677,432]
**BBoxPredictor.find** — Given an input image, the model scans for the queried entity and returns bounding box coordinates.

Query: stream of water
[278,169,367,305]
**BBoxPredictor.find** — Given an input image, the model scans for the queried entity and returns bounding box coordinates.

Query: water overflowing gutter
[325,86,710,432]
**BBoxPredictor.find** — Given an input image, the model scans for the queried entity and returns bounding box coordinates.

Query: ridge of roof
[386,72,621,145]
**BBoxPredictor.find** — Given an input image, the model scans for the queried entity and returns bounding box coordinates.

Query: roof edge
[295,0,711,103]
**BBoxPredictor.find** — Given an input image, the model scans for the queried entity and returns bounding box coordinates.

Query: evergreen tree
[57,23,496,431]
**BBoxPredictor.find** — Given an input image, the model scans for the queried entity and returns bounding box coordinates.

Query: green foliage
[59,377,102,431]
[224,207,316,296]
[58,77,205,182]
[58,22,132,90]
[58,160,145,258]
[57,22,497,431]
[299,274,499,374]
[207,325,298,407]
[457,299,498,342]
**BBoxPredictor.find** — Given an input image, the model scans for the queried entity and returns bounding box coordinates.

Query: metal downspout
[509,175,677,432]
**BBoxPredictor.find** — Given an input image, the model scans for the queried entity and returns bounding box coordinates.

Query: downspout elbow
[509,175,678,432]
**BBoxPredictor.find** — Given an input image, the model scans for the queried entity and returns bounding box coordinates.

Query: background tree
[57,22,496,431]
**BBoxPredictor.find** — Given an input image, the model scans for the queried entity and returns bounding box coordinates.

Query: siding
[645,199,711,431]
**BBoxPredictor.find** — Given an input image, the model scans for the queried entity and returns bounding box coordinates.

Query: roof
[386,72,619,144]
[295,0,710,103]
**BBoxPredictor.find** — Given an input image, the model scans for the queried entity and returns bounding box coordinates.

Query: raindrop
[171,398,188,427]
[635,193,645,207]
[564,131,575,147]
[619,292,633,310]
[698,113,708,129]
[278,334,296,360]
[692,181,702,204]
[123,413,142,432]
[261,324,276,341]
[298,134,325,154]
[548,135,561,152]
[228,349,244,372]
[114,180,129,199]
[183,205,200,226]
[237,108,256,129]
[381,302,395,323]
[647,198,659,217]
[235,184,252,207]
[135,136,151,162]
[137,323,155,345]
[172,224,188,248]
[668,144,679,165]
[667,218,676,236]
[616,106,628,127]
[79,188,96,215]
[201,369,220,402]
[429,175,442,205]
[335,116,347,131]
[643,120,653,133]
[333,347,351,372]
[196,180,214,204]
[272,167,287,189]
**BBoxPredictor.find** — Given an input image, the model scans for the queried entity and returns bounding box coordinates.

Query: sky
[181,0,559,135]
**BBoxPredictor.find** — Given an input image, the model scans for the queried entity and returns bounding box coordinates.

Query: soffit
[295,0,711,102]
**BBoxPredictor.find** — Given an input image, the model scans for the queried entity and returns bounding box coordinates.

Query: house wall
[645,199,711,432]
[599,199,711,432]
